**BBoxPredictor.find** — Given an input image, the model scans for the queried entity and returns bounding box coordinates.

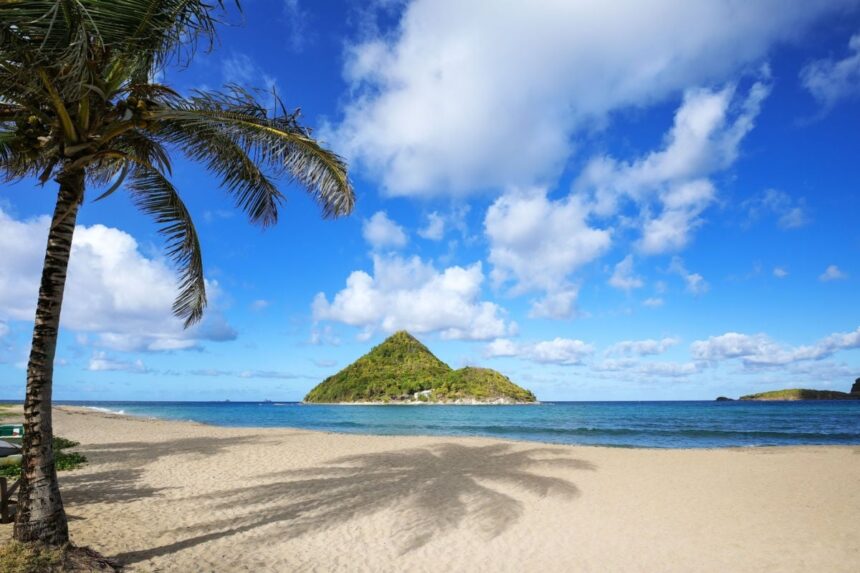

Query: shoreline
[61,405,860,451]
[61,405,860,452]
[1,406,855,572]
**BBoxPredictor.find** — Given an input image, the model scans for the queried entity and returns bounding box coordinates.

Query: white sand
[3,407,859,572]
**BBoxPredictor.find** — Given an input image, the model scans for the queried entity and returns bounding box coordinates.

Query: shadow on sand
[60,435,270,511]
[108,442,595,565]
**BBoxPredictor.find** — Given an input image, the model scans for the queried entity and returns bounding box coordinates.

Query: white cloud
[362,211,408,250]
[530,338,594,365]
[0,207,236,352]
[691,327,860,367]
[642,297,664,308]
[773,267,789,278]
[221,53,279,110]
[595,358,700,378]
[744,189,810,229]
[0,321,8,338]
[800,32,860,110]
[324,0,843,196]
[483,338,519,358]
[313,254,514,340]
[528,289,580,320]
[282,0,312,53]
[222,53,276,90]
[87,352,148,373]
[608,255,644,291]
[607,337,679,357]
[668,257,709,295]
[185,368,310,380]
[637,361,699,377]
[238,369,307,380]
[417,211,445,240]
[577,80,770,254]
[250,299,270,311]
[820,264,847,282]
[485,337,594,365]
[308,325,341,346]
[484,188,610,318]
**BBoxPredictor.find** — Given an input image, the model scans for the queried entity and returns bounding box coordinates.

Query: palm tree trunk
[13,170,84,545]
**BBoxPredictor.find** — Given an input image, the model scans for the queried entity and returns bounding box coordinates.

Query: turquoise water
[58,400,860,448]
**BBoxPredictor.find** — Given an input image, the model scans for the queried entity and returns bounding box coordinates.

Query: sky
[1,0,859,401]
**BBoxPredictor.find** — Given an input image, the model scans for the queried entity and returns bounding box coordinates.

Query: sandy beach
[2,407,858,572]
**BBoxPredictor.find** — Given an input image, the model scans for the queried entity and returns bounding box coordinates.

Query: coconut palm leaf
[153,87,353,220]
[125,165,206,326]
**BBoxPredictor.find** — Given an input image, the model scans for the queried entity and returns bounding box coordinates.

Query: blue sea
[55,400,860,449]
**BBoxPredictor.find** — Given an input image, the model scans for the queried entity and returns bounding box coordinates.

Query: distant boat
[263,399,273,404]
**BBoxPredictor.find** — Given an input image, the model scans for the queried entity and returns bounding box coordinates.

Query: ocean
[56,400,860,449]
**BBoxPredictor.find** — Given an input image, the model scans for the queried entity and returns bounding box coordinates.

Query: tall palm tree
[0,0,353,545]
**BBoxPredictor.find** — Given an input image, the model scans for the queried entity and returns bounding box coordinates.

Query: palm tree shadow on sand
[115,442,595,564]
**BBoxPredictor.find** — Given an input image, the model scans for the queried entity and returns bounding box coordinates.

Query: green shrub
[0,437,86,478]
[0,542,62,573]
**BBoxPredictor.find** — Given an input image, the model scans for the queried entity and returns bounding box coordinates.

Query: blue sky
[1,0,859,401]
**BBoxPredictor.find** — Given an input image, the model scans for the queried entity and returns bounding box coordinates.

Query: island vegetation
[738,388,860,401]
[304,331,536,404]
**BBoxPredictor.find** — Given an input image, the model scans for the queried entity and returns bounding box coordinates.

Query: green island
[720,379,860,401]
[738,388,860,401]
[304,331,536,404]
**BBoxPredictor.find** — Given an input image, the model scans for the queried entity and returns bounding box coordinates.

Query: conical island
[304,331,536,404]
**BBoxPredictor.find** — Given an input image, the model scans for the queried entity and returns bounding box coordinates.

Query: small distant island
[718,379,860,401]
[304,331,536,404]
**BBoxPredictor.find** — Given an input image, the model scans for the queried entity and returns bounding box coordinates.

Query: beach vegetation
[0,0,354,546]
[0,437,86,478]
[0,541,118,573]
[0,541,62,573]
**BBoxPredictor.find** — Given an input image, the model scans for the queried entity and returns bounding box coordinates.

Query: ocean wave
[443,424,860,441]
[83,406,126,415]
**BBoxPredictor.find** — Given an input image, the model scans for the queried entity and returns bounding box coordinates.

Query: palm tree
[0,0,354,546]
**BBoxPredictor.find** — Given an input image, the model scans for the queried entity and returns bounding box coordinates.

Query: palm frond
[126,165,206,326]
[0,1,234,99]
[155,116,283,226]
[151,86,355,221]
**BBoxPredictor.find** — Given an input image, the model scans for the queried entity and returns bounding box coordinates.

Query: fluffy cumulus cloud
[87,352,147,373]
[417,212,445,241]
[819,264,848,282]
[743,189,810,229]
[0,208,236,352]
[608,255,644,292]
[484,188,610,318]
[312,254,514,340]
[486,335,697,377]
[691,327,860,367]
[668,257,709,295]
[362,211,408,250]
[325,0,848,196]
[800,31,860,110]
[485,338,594,365]
[577,79,771,253]
[607,337,680,357]
[593,358,700,378]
